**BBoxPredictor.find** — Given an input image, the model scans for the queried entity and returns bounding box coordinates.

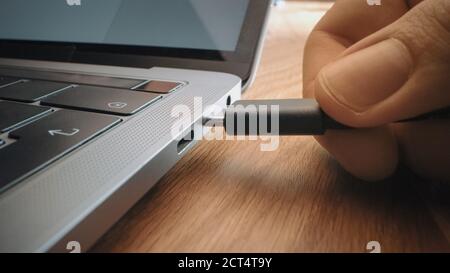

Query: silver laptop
[0,0,270,252]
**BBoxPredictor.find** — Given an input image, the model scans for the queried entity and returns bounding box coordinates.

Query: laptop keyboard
[0,72,180,193]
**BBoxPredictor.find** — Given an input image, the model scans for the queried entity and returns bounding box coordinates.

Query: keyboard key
[0,80,70,102]
[0,76,19,87]
[0,101,51,132]
[135,80,183,94]
[0,68,146,89]
[42,85,161,115]
[0,110,120,191]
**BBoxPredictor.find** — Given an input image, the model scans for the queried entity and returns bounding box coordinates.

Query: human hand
[303,0,450,181]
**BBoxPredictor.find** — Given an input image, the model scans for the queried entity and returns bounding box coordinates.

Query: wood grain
[92,2,450,253]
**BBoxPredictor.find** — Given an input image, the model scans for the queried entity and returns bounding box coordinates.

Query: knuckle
[392,0,450,61]
[424,0,450,33]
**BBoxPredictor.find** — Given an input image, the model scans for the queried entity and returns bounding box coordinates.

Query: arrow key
[9,110,119,140]
[1,110,120,191]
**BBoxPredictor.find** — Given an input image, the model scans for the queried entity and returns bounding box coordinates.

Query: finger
[315,0,450,128]
[315,127,399,181]
[392,121,450,181]
[302,1,409,180]
[303,0,409,96]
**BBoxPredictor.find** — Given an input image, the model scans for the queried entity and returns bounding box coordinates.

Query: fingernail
[318,38,413,112]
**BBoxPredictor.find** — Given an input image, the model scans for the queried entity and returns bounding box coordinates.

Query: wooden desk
[92,2,450,253]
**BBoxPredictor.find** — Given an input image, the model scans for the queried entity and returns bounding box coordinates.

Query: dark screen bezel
[0,0,271,83]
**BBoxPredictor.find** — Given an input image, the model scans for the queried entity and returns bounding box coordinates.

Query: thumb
[315,0,450,128]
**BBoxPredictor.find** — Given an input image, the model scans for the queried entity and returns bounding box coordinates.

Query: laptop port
[177,130,195,154]
[226,95,232,106]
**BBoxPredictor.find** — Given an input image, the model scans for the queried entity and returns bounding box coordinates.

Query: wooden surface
[92,2,450,253]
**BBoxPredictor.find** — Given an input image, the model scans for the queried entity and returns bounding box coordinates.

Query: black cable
[204,99,450,136]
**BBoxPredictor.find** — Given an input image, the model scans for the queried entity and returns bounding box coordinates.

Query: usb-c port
[177,130,195,154]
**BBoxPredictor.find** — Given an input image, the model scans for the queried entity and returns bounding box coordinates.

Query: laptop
[0,0,271,252]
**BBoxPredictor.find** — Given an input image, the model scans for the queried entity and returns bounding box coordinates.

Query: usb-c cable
[203,99,450,136]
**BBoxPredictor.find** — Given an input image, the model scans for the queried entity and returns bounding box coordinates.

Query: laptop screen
[0,0,249,52]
